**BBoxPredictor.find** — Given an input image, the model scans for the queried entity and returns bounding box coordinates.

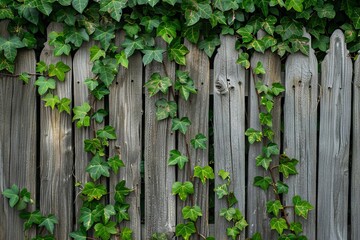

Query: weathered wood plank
[144,39,176,238]
[39,23,73,239]
[109,51,143,238]
[317,29,352,240]
[177,40,210,237]
[283,32,318,239]
[0,20,37,240]
[213,35,246,239]
[352,48,360,240]
[247,49,281,239]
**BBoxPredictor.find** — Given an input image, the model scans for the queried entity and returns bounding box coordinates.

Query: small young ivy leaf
[276,181,289,194]
[227,226,240,240]
[245,128,263,144]
[19,210,43,230]
[193,166,215,184]
[256,154,272,170]
[174,77,197,101]
[114,180,133,203]
[69,227,87,240]
[235,217,248,231]
[266,200,283,217]
[254,61,266,75]
[168,149,188,169]
[218,169,230,180]
[48,61,71,81]
[171,117,191,134]
[39,214,58,234]
[144,73,172,97]
[84,138,103,156]
[101,205,116,224]
[2,184,19,207]
[79,207,96,230]
[271,82,286,96]
[19,72,31,84]
[293,195,313,219]
[175,222,196,240]
[236,52,250,69]
[86,154,110,181]
[172,181,194,201]
[253,176,272,190]
[290,222,303,235]
[236,25,254,43]
[91,83,110,100]
[263,127,274,141]
[35,77,56,95]
[58,97,71,114]
[121,227,133,240]
[198,35,221,57]
[259,112,273,127]
[168,39,189,65]
[190,133,207,150]
[255,81,269,94]
[92,58,118,87]
[92,109,108,124]
[155,98,177,120]
[220,207,236,221]
[73,102,91,128]
[263,142,280,157]
[108,155,125,174]
[142,48,165,65]
[114,203,130,223]
[82,182,107,201]
[16,188,32,211]
[182,205,202,222]
[84,78,99,91]
[42,93,60,110]
[270,217,288,235]
[214,183,228,199]
[279,155,299,178]
[227,192,238,207]
[94,221,118,240]
[90,45,106,62]
[97,125,117,140]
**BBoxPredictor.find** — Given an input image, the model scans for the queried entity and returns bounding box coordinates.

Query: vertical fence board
[109,52,143,238]
[317,30,352,240]
[247,49,281,239]
[144,39,176,238]
[283,33,318,239]
[352,49,360,240]
[213,35,246,239]
[39,23,73,239]
[177,40,210,236]
[0,21,37,239]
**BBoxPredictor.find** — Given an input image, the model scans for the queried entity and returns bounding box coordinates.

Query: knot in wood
[215,76,228,95]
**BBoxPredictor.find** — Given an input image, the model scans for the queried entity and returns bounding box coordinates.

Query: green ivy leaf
[315,3,335,19]
[79,207,96,230]
[190,133,207,149]
[86,154,110,181]
[174,75,197,100]
[349,8,360,29]
[48,61,71,82]
[99,0,126,21]
[293,195,313,219]
[254,61,266,74]
[90,45,106,62]
[42,93,60,110]
[140,16,160,33]
[19,72,31,84]
[157,21,177,44]
[171,117,191,134]
[92,109,108,124]
[270,217,288,234]
[194,165,215,184]
[115,50,129,68]
[97,125,117,140]
[214,183,228,199]
[237,25,254,43]
[72,0,88,13]
[0,36,25,61]
[35,77,56,95]
[142,48,165,65]
[82,182,107,201]
[236,52,250,69]
[108,155,125,174]
[120,227,133,240]
[271,82,285,96]
[175,222,196,240]
[285,0,304,12]
[172,181,194,201]
[39,214,58,234]
[144,73,172,97]
[94,221,118,240]
[114,180,133,203]
[263,143,279,157]
[198,35,221,57]
[276,181,289,194]
[65,27,89,47]
[19,210,43,230]
[220,207,237,221]
[218,170,230,180]
[279,155,298,178]
[251,232,262,240]
[182,205,202,222]
[290,222,303,235]
[58,97,71,114]
[93,26,115,50]
[259,112,272,127]
[114,203,130,223]
[183,24,200,44]
[168,39,189,65]
[69,227,87,240]
[256,154,272,170]
[235,217,248,231]
[73,102,91,128]
[155,98,177,120]
[245,128,263,144]
[227,226,240,240]
[168,149,188,169]
[253,176,272,190]
[266,200,283,216]
[2,184,19,207]
[92,58,118,87]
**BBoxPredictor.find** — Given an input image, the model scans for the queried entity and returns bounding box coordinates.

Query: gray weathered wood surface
[213,35,246,239]
[144,38,176,238]
[352,50,360,240]
[247,48,281,240]
[177,40,210,237]
[39,23,73,239]
[283,32,318,239]
[0,20,37,240]
[317,30,352,240]
[109,52,143,238]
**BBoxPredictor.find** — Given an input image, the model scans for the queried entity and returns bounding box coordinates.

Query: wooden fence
[0,22,359,240]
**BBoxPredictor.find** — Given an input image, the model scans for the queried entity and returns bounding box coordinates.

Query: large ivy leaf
[140,16,160,33]
[82,182,107,201]
[157,21,177,43]
[168,149,188,169]
[293,195,313,219]
[182,205,202,222]
[48,61,71,81]
[65,27,89,47]
[114,203,130,223]
[270,217,288,234]
[172,181,194,201]
[0,36,25,61]
[90,46,106,62]
[276,17,303,41]
[114,180,133,203]
[142,48,165,65]
[79,207,97,230]
[39,214,58,234]
[171,117,191,134]
[193,165,215,184]
[19,210,43,230]
[26,0,54,16]
[93,26,115,50]
[94,221,118,240]
[35,77,56,95]
[144,73,172,97]
[168,39,189,65]
[155,98,177,120]
[92,58,118,87]
[72,0,88,13]
[73,102,91,128]
[279,155,298,178]
[86,154,110,181]
[99,0,126,21]
[121,37,145,57]
[175,222,196,240]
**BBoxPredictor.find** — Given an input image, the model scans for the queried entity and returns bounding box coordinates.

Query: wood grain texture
[0,21,37,240]
[247,49,281,239]
[317,30,352,240]
[352,49,360,240]
[144,38,176,238]
[177,40,210,237]
[109,52,143,238]
[39,22,73,239]
[283,32,318,239]
[213,35,246,239]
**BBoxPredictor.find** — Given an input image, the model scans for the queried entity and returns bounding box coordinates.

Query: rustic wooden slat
[39,23,73,239]
[177,40,210,237]
[0,20,37,240]
[109,52,143,238]
[144,39,176,238]
[283,32,318,239]
[352,48,360,240]
[317,29,352,240]
[213,35,246,239]
[247,49,281,239]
